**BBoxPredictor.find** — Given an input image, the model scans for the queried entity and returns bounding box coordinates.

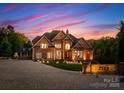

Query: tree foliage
[116,21,124,62]
[91,37,118,64]
[90,20,124,64]
[1,37,12,57]
[0,25,32,58]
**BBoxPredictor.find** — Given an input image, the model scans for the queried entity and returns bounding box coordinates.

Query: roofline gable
[63,34,74,42]
[72,38,92,49]
[51,31,66,41]
[32,34,52,47]
[82,38,92,49]
[73,39,82,48]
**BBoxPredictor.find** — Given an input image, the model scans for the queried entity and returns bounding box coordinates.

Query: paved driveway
[0,60,123,90]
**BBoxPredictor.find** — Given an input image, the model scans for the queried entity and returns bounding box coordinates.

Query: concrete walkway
[0,60,123,90]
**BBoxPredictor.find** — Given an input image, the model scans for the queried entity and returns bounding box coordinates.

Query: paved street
[0,60,123,90]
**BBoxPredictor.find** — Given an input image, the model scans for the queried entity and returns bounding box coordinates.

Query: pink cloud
[29,14,78,30]
[15,4,112,39]
[0,14,46,26]
[25,25,118,40]
[24,20,85,37]
[76,29,118,40]
[52,20,85,30]
[25,15,45,22]
[29,4,112,29]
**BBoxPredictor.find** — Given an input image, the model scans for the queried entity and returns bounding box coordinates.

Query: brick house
[32,30,93,62]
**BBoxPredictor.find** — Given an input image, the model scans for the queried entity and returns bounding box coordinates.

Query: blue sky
[0,3,124,40]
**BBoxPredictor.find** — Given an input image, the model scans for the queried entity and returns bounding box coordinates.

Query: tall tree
[1,37,12,57]
[91,37,118,64]
[0,25,32,58]
[116,21,124,62]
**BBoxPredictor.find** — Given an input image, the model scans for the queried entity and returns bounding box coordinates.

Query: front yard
[45,62,82,71]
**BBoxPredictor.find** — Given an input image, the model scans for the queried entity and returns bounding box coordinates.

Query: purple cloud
[86,24,118,29]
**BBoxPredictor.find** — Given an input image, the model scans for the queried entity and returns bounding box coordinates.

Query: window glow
[47,52,52,58]
[40,43,48,49]
[55,43,61,48]
[65,43,70,50]
[75,50,83,58]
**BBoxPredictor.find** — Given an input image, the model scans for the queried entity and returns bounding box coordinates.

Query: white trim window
[47,52,52,59]
[40,43,48,49]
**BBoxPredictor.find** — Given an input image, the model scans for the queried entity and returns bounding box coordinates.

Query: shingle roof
[32,30,92,49]
[32,30,61,44]
[43,30,64,41]
[73,38,92,49]
[68,34,78,47]
[45,30,61,41]
[32,36,41,44]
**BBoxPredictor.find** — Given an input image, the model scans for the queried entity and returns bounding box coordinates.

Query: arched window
[55,43,61,48]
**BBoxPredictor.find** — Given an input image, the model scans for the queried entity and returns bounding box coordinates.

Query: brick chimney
[66,29,69,34]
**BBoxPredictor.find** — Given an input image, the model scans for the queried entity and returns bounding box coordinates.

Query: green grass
[45,62,82,71]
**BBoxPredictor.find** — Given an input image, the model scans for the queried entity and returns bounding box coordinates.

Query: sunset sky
[0,3,124,40]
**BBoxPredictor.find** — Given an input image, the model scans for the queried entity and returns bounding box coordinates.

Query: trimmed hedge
[45,62,82,71]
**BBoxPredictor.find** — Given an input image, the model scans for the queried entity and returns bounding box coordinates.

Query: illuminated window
[55,43,61,48]
[47,52,52,58]
[86,50,90,59]
[65,43,70,50]
[40,43,48,49]
[76,51,83,58]
[87,51,90,54]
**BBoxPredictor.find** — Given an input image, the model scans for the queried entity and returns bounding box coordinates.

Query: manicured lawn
[45,62,82,71]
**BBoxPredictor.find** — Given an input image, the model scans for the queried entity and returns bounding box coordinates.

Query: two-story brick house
[32,30,93,62]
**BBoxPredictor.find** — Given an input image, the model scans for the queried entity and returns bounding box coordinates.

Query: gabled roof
[32,30,62,46]
[68,34,78,47]
[32,36,41,44]
[32,34,54,47]
[32,30,92,49]
[42,30,63,41]
[51,30,65,41]
[72,38,92,49]
[82,38,92,49]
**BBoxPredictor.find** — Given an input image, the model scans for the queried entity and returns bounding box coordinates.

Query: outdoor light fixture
[82,50,93,74]
[89,51,93,61]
